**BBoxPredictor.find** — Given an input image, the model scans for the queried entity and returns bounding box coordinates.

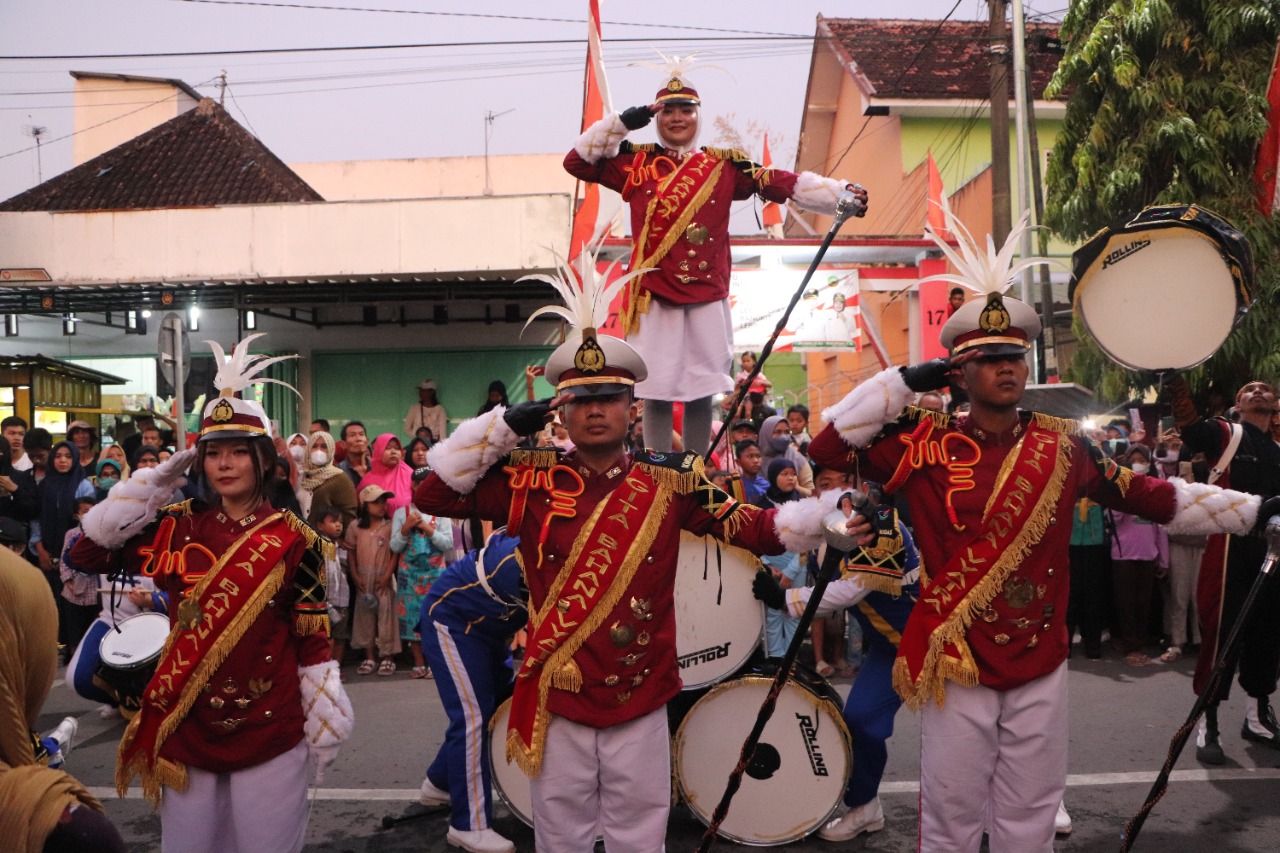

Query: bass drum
[1070,203,1253,372]
[674,532,765,690]
[94,612,171,717]
[673,663,851,846]
[489,698,534,827]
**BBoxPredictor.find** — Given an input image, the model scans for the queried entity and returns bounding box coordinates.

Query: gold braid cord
[892,433,1074,711]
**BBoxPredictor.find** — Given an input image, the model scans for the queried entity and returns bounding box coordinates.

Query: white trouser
[160,739,310,853]
[919,662,1068,853]
[530,707,670,853]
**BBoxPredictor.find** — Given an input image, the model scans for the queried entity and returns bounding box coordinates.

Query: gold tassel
[634,461,703,495]
[1033,412,1082,436]
[904,405,953,430]
[848,570,906,597]
[160,499,194,517]
[550,659,583,693]
[509,449,559,469]
[1112,465,1134,498]
[295,613,330,637]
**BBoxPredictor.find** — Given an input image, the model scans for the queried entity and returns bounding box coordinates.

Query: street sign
[157,312,190,388]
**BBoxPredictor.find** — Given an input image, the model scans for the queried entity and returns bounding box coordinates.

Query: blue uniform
[419,531,527,832]
[786,513,919,809]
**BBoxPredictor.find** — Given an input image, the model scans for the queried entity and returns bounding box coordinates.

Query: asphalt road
[42,647,1280,853]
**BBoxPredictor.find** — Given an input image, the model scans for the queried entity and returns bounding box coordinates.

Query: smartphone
[1159,415,1175,433]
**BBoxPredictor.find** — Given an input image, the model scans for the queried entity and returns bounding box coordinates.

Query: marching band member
[415,246,831,853]
[564,52,868,455]
[69,335,353,853]
[807,202,1275,852]
[416,529,526,853]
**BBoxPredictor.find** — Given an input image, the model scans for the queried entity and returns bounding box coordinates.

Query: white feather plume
[920,195,1058,295]
[207,333,299,397]
[520,237,649,335]
[630,50,726,86]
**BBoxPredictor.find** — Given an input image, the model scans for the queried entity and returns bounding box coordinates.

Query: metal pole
[988,0,1012,242]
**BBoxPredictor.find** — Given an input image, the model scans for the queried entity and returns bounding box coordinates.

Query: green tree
[1045,0,1280,405]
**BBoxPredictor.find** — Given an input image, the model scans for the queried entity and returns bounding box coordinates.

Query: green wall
[312,346,555,440]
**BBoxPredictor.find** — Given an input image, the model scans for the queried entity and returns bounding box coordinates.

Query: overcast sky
[0,1,1065,203]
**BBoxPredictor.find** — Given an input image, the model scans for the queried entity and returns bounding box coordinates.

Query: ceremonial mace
[1119,515,1280,851]
[695,494,866,853]
[701,186,865,466]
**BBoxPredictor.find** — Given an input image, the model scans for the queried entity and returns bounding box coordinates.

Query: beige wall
[293,154,579,201]
[72,77,197,166]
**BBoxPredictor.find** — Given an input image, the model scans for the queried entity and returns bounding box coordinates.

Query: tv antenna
[22,119,47,183]
[482,108,514,196]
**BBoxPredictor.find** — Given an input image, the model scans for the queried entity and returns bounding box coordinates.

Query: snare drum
[673,664,851,846]
[488,699,534,827]
[94,612,170,715]
[674,533,765,690]
[1071,204,1254,372]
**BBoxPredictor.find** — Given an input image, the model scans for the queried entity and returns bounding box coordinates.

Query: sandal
[815,662,835,678]
[357,659,376,676]
[1124,651,1153,667]
[411,666,428,679]
[1159,646,1183,663]
[834,663,856,678]
[377,659,396,676]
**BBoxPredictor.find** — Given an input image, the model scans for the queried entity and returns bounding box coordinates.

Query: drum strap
[1208,423,1243,485]
[892,423,1071,712]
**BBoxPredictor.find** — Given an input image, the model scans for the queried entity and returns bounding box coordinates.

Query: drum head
[1071,204,1253,372]
[674,533,765,690]
[488,699,534,827]
[674,675,851,845]
[98,612,170,670]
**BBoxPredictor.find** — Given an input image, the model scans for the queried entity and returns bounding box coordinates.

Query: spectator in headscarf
[32,442,94,649]
[477,380,510,416]
[759,414,813,496]
[0,552,126,853]
[755,458,804,656]
[94,445,130,487]
[359,434,415,515]
[302,432,358,526]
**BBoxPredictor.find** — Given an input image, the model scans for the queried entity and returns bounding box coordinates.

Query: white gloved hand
[81,448,197,549]
[299,660,354,785]
[310,742,341,784]
[773,487,843,553]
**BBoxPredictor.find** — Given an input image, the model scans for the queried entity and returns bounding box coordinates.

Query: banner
[728,270,862,352]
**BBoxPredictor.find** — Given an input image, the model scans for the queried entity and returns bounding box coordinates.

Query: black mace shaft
[702,190,864,464]
[1119,517,1280,851]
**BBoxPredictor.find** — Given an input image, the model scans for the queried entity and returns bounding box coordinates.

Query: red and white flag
[569,0,616,259]
[926,149,951,239]
[761,133,784,237]
[1254,38,1280,214]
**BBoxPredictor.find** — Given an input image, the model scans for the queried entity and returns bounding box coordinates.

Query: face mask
[1129,462,1149,475]
[289,445,305,462]
[769,436,791,453]
[97,476,119,490]
[311,450,329,466]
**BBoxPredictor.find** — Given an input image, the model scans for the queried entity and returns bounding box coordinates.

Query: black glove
[503,399,555,437]
[1254,496,1280,536]
[752,570,786,611]
[620,105,654,131]
[901,358,953,393]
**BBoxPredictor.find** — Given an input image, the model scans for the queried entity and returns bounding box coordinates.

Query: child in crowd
[58,497,100,659]
[735,439,767,503]
[315,506,351,668]
[754,459,804,657]
[391,467,454,679]
[347,484,402,675]
[734,351,772,422]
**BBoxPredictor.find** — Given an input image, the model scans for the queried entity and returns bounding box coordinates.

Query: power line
[171,0,806,37]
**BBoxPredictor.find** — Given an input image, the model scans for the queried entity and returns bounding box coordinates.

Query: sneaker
[1055,800,1072,836]
[1196,713,1225,765]
[1242,699,1280,749]
[446,827,516,853]
[817,797,885,841]
[96,703,121,720]
[45,716,78,766]
[420,777,451,807]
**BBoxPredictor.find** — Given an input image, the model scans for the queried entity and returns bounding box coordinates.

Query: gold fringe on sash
[893,432,1074,712]
[551,660,583,693]
[283,511,336,561]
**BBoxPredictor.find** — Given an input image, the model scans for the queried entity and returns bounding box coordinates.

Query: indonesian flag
[926,149,951,239]
[569,0,615,258]
[1255,37,1280,214]
[761,133,784,236]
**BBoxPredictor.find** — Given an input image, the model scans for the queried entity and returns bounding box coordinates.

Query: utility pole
[988,0,1012,243]
[217,70,228,105]
[482,109,514,196]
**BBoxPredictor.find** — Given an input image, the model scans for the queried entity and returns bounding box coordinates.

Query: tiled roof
[821,17,1063,101]
[0,99,323,212]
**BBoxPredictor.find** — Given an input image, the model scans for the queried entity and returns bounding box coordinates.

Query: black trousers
[1209,547,1280,703]
[1068,544,1111,654]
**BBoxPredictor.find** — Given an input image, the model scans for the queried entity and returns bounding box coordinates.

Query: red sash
[892,423,1071,710]
[115,513,298,803]
[506,464,672,776]
[622,150,726,334]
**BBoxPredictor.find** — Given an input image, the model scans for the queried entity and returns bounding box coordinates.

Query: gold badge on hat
[979,293,1012,334]
[211,399,235,423]
[667,77,683,93]
[574,328,606,375]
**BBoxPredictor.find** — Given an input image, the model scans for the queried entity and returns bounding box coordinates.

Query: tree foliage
[1045,0,1280,405]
